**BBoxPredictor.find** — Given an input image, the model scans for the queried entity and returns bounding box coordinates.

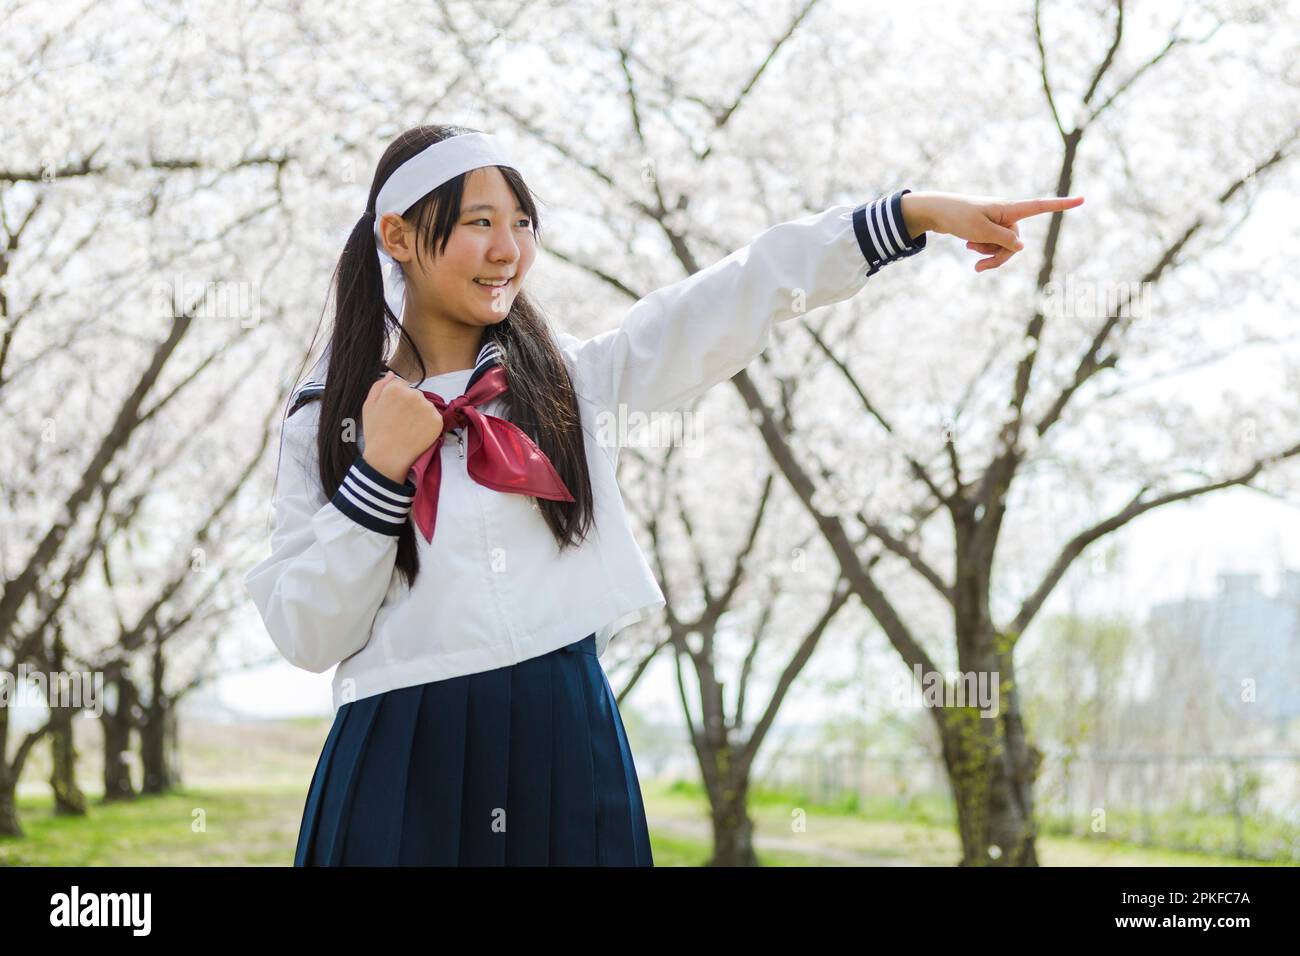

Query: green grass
[0,781,821,866]
[650,779,1294,866]
[3,717,1292,866]
[1037,804,1297,861]
[1,786,305,866]
[2,778,1288,867]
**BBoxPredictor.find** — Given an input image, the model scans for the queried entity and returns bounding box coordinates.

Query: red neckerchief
[408,364,573,542]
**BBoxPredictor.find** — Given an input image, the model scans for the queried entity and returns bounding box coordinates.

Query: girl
[243,124,1082,866]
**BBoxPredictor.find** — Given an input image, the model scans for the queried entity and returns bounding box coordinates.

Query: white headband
[370,131,520,322]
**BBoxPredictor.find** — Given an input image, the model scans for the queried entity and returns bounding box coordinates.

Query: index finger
[1002,196,1085,222]
[367,370,396,402]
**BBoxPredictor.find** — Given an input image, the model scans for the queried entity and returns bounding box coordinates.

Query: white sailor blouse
[243,191,927,711]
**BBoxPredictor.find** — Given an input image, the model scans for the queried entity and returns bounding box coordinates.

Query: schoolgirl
[243,124,1082,866]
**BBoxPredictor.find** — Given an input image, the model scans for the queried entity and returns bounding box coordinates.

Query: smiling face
[380,165,537,330]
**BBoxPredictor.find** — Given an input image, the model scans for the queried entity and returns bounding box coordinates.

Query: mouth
[473,276,514,290]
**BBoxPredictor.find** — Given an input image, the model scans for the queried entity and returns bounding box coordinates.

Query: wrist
[899,192,933,239]
[362,448,412,486]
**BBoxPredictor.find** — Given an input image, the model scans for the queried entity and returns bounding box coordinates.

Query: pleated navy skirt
[293,632,653,866]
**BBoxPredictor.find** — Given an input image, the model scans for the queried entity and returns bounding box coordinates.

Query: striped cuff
[852,188,928,277]
[330,453,416,536]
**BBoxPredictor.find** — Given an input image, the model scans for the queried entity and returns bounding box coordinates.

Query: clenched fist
[361,371,444,484]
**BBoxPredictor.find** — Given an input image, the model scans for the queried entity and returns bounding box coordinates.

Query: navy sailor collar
[287,338,503,419]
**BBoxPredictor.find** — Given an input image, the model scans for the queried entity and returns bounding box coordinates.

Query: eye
[466,217,531,228]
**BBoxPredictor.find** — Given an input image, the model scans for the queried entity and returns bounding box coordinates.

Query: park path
[647,814,910,866]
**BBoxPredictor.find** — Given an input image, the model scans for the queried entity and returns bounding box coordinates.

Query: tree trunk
[139,698,178,794]
[140,642,180,794]
[708,792,760,866]
[937,648,1042,866]
[702,748,760,867]
[0,687,23,836]
[100,668,138,803]
[47,636,87,815]
[0,776,20,838]
[49,707,87,816]
[0,681,55,835]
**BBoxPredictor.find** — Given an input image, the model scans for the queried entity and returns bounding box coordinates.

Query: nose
[488,221,520,265]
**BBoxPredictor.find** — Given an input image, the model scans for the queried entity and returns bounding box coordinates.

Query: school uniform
[242,190,927,866]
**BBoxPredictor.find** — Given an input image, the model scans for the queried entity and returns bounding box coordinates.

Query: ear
[378,212,412,262]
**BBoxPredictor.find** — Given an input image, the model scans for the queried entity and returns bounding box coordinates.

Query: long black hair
[279,124,595,589]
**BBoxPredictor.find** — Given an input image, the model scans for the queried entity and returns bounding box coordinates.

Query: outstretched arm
[557,191,928,424]
[557,190,1085,429]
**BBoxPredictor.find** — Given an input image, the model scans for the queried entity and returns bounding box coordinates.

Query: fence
[750,747,1300,861]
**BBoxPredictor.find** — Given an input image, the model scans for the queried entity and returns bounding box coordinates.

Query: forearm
[243,494,405,673]
[244,417,414,673]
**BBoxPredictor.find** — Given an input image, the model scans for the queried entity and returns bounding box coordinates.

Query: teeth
[475,278,508,286]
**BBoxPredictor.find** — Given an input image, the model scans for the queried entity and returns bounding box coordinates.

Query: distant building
[1147,569,1300,728]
